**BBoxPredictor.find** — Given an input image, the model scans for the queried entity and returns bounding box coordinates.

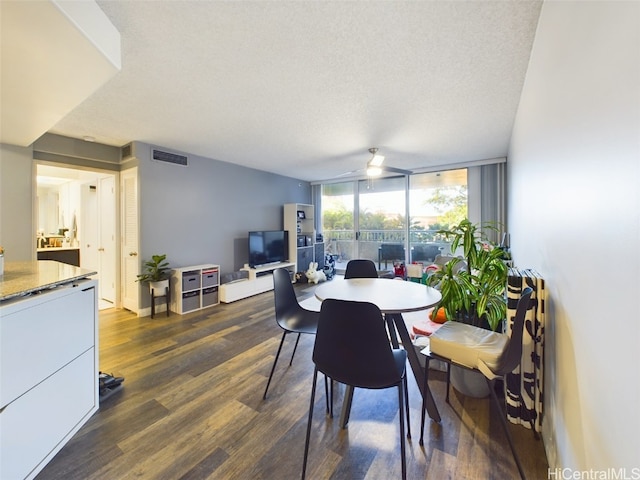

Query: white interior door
[99,176,116,303]
[120,168,139,313]
[80,183,99,275]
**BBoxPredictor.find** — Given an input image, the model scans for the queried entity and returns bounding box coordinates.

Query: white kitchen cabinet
[0,278,98,480]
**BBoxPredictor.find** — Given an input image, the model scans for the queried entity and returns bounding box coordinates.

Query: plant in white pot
[427,219,508,397]
[136,254,171,295]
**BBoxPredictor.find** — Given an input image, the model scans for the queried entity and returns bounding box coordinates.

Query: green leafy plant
[427,219,508,331]
[136,254,170,283]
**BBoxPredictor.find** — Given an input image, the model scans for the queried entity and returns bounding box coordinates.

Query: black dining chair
[263,268,322,400]
[419,287,535,480]
[344,259,378,279]
[302,299,410,480]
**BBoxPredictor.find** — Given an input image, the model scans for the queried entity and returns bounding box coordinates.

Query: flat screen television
[248,230,289,268]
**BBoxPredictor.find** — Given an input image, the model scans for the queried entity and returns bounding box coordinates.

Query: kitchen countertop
[36,246,80,252]
[0,260,97,302]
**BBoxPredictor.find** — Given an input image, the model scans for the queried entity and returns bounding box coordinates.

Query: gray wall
[508,1,639,472]
[134,142,311,275]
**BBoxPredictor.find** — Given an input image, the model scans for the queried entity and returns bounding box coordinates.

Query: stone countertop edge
[0,260,97,302]
[36,247,81,252]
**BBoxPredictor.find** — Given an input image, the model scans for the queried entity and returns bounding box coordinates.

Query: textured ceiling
[49,1,542,182]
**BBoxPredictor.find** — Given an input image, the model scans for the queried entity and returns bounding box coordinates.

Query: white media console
[219,262,295,303]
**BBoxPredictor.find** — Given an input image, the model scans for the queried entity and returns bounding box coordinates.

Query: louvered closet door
[121,167,140,313]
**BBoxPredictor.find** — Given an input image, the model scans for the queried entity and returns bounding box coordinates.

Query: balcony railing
[323,229,451,266]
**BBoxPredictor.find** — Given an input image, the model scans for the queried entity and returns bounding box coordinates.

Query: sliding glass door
[321,176,407,270]
[408,169,468,259]
[320,168,469,271]
[321,182,355,270]
[357,177,407,270]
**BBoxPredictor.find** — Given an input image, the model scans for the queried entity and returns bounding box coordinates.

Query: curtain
[479,162,507,244]
[506,268,545,432]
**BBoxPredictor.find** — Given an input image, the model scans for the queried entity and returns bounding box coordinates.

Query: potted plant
[426,219,508,397]
[137,254,171,295]
[427,219,508,331]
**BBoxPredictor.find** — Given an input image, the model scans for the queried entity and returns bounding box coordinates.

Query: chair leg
[486,377,527,480]
[330,379,334,418]
[324,377,334,418]
[445,362,451,404]
[289,333,302,366]
[420,357,431,446]
[324,375,333,418]
[385,314,400,349]
[302,368,319,480]
[397,383,407,480]
[340,385,355,428]
[263,331,288,399]
[403,376,411,439]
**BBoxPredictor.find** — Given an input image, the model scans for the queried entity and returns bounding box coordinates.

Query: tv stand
[219,262,295,303]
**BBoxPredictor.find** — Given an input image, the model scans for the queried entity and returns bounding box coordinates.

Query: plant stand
[150,279,170,318]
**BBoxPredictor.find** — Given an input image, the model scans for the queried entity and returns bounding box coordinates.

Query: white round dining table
[314,277,441,314]
[314,277,443,425]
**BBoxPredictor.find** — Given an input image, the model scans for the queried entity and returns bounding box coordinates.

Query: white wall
[508,1,639,472]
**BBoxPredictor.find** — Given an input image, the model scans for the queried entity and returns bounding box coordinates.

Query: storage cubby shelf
[170,264,219,314]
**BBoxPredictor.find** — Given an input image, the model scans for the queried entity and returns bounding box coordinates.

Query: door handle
[98,248,105,252]
[129,252,138,256]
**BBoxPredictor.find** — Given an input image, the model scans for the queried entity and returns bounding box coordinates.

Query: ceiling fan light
[370,154,385,166]
[366,166,382,176]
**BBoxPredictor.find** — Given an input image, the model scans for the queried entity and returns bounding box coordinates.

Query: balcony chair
[378,243,405,269]
[419,287,535,480]
[410,243,441,263]
[302,299,410,480]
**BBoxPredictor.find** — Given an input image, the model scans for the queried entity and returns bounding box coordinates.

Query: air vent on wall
[152,149,188,166]
[121,143,133,160]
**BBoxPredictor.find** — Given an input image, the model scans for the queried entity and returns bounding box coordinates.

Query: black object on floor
[99,371,124,403]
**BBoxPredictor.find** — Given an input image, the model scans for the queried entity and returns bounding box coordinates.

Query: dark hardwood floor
[36,284,548,480]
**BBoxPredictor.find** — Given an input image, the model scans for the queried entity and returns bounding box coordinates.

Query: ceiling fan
[334,148,413,179]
